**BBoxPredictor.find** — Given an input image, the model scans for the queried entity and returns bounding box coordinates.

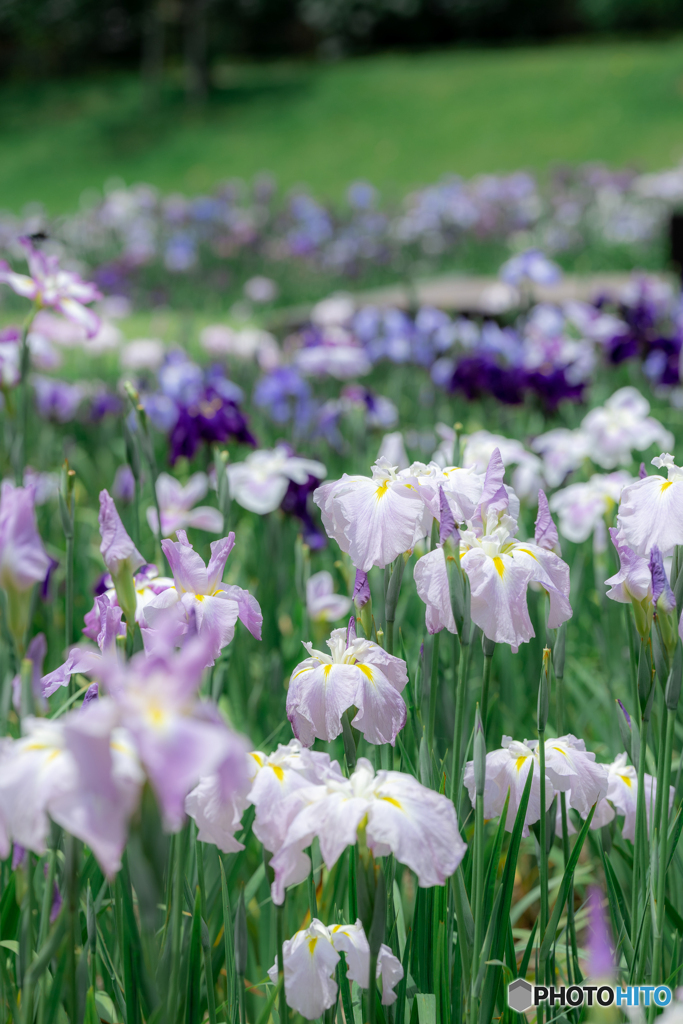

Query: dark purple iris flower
[279,474,327,550]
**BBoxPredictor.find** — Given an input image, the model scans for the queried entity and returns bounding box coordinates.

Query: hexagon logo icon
[508,979,534,1013]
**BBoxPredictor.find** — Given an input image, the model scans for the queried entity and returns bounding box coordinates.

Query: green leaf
[479,766,534,1024]
[185,887,202,1024]
[95,991,122,1024]
[84,986,101,1024]
[393,880,407,960]
[220,858,236,1024]
[244,862,266,908]
[539,803,596,962]
[484,791,510,922]
[518,920,538,980]
[0,941,18,955]
[416,993,436,1024]
[667,807,683,870]
[256,978,283,1024]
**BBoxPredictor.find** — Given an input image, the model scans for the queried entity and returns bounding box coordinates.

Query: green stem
[450,638,470,804]
[556,672,565,737]
[367,952,377,1024]
[632,712,649,944]
[276,904,287,1024]
[480,653,492,729]
[471,793,485,1011]
[559,793,578,984]
[650,708,675,991]
[385,618,394,657]
[21,853,35,1024]
[195,839,217,1024]
[168,825,188,1024]
[65,835,78,1024]
[308,850,318,920]
[538,732,549,985]
[428,630,440,748]
[652,703,667,855]
[37,849,56,950]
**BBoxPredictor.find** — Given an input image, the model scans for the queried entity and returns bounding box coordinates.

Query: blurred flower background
[1,8,683,1024]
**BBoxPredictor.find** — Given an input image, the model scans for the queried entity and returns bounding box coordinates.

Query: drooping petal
[510,543,572,630]
[604,528,651,604]
[617,459,683,556]
[414,546,457,635]
[271,922,339,1020]
[219,585,263,639]
[461,548,534,647]
[0,483,51,592]
[366,769,466,885]
[287,663,360,745]
[350,662,407,746]
[98,490,144,578]
[534,489,559,551]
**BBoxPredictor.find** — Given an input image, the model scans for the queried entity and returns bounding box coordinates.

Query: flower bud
[354,569,372,638]
[482,634,495,659]
[98,490,144,630]
[473,705,486,798]
[537,648,551,733]
[650,545,678,658]
[213,445,232,522]
[438,485,457,546]
[637,639,655,720]
[616,699,633,757]
[447,540,471,645]
[630,596,652,641]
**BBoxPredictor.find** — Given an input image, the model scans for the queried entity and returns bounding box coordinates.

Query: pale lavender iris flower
[143,530,262,665]
[146,472,224,537]
[0,239,101,336]
[98,632,248,831]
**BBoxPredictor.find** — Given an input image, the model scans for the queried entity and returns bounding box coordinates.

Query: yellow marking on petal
[323,664,332,679]
[619,774,633,788]
[357,664,373,682]
[376,482,389,499]
[493,557,505,578]
[515,756,527,772]
[662,481,673,492]
[270,765,285,782]
[292,667,311,679]
[552,746,568,756]
[195,594,205,602]
[250,752,264,767]
[380,796,402,809]
[308,937,318,955]
[516,548,537,560]
[147,703,167,728]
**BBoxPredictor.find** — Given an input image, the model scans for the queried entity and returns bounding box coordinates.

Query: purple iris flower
[149,360,255,463]
[253,366,314,429]
[33,377,84,423]
[280,475,327,550]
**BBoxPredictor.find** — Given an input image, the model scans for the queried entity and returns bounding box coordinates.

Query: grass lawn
[2,37,683,213]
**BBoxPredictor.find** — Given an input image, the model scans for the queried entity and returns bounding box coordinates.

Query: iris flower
[287,627,408,746]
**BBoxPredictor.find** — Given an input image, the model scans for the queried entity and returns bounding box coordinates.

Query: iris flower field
[1,138,683,1024]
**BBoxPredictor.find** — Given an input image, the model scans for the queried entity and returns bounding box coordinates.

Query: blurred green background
[2,0,683,213]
